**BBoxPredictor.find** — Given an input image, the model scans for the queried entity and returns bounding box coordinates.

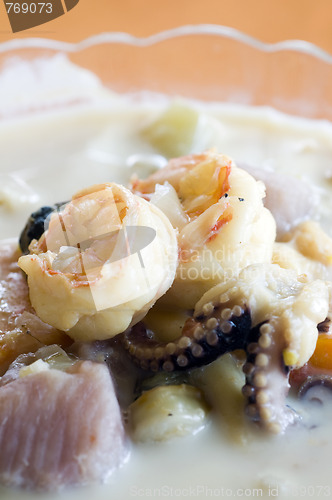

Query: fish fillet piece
[239,163,318,238]
[0,240,72,375]
[0,360,128,490]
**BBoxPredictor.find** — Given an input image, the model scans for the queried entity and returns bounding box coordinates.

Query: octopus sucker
[122,263,330,432]
[241,320,291,430]
[123,307,253,372]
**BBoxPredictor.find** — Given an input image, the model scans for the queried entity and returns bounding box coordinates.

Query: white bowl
[1,25,332,119]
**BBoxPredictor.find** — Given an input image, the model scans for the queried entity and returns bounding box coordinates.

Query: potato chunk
[128,384,209,442]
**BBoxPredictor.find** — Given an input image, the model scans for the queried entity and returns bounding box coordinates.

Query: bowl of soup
[1,26,332,500]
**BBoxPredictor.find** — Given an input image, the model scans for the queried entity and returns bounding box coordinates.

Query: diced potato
[142,307,190,343]
[292,221,332,266]
[128,384,209,442]
[141,103,199,158]
[190,354,248,443]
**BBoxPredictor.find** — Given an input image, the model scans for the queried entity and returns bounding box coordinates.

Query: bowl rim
[0,24,332,63]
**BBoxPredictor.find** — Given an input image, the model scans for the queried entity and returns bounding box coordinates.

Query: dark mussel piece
[19,202,67,254]
[317,317,331,334]
[298,375,332,405]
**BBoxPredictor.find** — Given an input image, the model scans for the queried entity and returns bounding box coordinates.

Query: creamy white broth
[1,65,332,500]
[2,100,332,238]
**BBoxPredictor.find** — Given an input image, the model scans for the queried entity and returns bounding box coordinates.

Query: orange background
[0,0,331,53]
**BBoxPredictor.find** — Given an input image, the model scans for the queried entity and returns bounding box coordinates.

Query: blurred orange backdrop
[0,0,331,53]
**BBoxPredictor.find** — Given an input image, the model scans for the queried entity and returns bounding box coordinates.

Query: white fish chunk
[239,163,319,238]
[0,360,128,490]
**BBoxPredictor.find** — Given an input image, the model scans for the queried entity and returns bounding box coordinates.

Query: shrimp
[18,183,178,342]
[132,151,276,309]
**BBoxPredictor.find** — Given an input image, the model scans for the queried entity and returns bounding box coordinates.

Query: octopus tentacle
[242,320,295,433]
[123,310,293,432]
[122,264,330,433]
[123,306,252,372]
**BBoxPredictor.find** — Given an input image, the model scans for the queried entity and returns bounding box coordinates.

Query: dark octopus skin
[122,302,296,433]
[123,306,253,372]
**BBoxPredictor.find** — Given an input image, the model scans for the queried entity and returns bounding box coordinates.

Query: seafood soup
[1,58,332,499]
